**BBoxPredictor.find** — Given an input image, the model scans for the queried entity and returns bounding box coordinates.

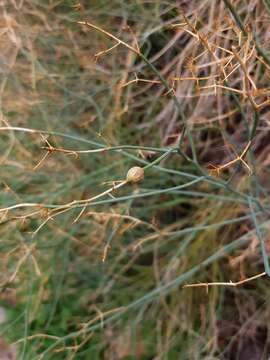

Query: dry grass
[0,0,270,359]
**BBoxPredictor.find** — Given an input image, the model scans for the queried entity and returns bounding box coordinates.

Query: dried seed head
[126,166,144,183]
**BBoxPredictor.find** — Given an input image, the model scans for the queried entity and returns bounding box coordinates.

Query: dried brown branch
[183,272,266,289]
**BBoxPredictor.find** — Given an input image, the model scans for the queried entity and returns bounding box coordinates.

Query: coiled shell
[126,166,144,183]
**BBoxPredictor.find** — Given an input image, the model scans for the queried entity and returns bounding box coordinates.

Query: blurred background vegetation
[0,0,270,359]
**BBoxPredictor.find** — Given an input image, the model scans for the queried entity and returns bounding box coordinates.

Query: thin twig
[183,272,266,289]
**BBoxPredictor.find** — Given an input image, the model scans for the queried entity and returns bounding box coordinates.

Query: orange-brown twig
[210,140,252,175]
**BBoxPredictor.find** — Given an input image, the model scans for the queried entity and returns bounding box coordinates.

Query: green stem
[223,0,270,66]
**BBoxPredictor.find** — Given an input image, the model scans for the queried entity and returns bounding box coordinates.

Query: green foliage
[1,0,270,359]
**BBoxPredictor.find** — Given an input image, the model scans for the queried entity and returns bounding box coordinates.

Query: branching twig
[183,272,266,290]
[210,141,252,175]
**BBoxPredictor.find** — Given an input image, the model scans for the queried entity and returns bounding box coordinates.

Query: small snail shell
[126,166,144,183]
